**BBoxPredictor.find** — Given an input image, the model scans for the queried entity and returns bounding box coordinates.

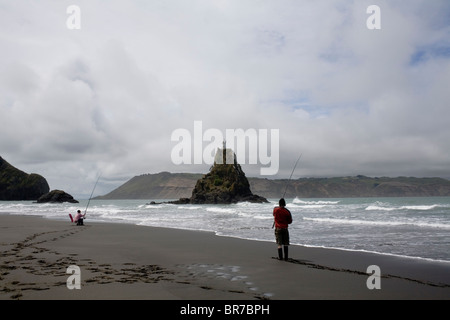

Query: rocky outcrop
[36,190,79,203]
[188,160,268,204]
[173,147,268,204]
[0,156,50,200]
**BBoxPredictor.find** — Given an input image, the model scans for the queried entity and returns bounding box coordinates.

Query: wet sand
[1,214,449,301]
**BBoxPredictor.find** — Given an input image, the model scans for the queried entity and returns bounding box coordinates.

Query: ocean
[1,197,449,263]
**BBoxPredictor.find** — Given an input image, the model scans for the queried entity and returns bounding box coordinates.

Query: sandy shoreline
[0,214,449,301]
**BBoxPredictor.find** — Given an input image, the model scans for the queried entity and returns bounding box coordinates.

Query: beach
[1,214,449,302]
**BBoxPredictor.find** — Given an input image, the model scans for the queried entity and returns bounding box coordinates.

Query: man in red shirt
[273,198,292,261]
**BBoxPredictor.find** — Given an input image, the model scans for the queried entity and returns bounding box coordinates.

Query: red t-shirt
[273,206,292,229]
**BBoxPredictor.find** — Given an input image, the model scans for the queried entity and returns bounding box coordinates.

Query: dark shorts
[275,228,290,246]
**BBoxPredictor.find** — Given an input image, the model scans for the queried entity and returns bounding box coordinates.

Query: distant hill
[0,156,50,200]
[95,172,203,200]
[95,172,450,200]
[250,175,450,198]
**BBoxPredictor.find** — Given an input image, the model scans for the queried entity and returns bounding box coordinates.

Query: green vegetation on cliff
[188,159,268,204]
[0,156,50,200]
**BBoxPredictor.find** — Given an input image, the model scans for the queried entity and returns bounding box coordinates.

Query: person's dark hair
[77,210,81,213]
[279,198,286,207]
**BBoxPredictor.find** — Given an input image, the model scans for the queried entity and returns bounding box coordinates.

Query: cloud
[1,0,449,197]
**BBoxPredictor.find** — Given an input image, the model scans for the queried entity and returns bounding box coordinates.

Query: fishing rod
[272,153,302,228]
[84,174,101,216]
[282,153,302,198]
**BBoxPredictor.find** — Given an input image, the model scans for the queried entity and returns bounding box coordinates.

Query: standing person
[273,198,292,261]
[74,210,85,226]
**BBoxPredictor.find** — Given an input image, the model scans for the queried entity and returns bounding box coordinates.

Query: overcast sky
[1,1,449,198]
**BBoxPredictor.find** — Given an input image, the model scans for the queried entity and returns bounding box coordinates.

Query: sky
[1,0,449,198]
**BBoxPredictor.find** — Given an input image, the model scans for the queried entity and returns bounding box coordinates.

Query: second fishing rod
[84,174,101,217]
[272,153,302,228]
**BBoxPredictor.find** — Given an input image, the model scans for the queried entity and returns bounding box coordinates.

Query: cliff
[0,156,50,200]
[95,172,203,200]
[97,173,450,200]
[249,175,450,198]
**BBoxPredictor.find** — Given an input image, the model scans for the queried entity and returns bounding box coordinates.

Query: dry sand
[1,214,449,301]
